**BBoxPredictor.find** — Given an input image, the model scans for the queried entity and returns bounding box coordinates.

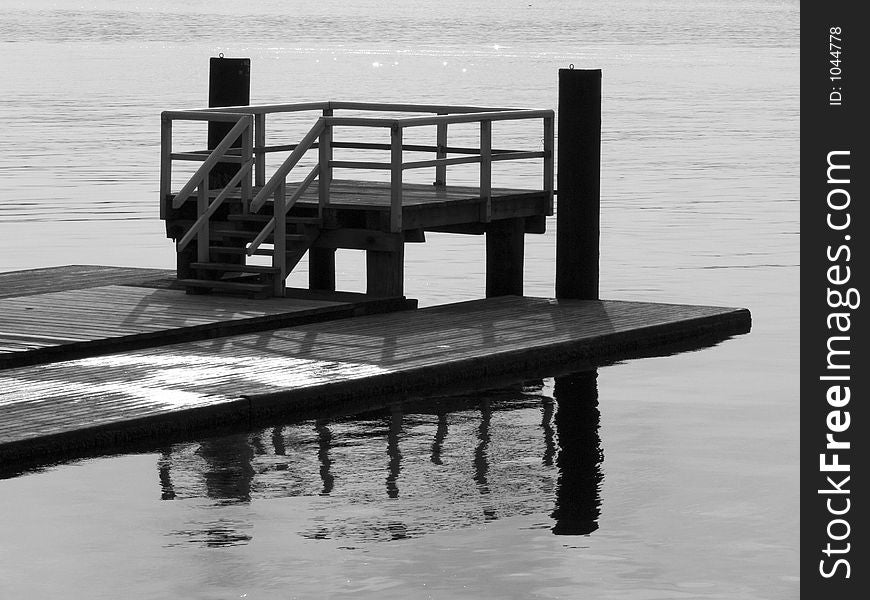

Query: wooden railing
[161,110,254,262]
[161,101,555,288]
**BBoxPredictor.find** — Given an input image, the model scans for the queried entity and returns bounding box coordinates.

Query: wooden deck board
[0,295,751,464]
[0,265,176,299]
[0,266,415,369]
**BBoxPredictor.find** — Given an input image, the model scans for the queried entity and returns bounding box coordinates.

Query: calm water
[0,1,799,598]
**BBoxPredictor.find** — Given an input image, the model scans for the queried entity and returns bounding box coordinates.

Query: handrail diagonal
[247,164,321,255]
[176,158,254,252]
[171,115,253,209]
[250,118,326,212]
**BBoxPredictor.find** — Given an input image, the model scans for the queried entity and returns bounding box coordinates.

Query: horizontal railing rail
[251,118,326,211]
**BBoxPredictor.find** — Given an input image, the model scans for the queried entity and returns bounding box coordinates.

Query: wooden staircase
[176,211,323,298]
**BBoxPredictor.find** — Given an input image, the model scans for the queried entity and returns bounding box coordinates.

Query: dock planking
[0,265,176,299]
[0,266,415,368]
[0,295,750,466]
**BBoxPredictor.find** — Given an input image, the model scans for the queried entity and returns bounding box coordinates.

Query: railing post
[435,115,447,187]
[543,114,555,215]
[160,114,172,220]
[241,116,253,213]
[390,123,403,232]
[196,177,209,262]
[273,180,287,297]
[313,108,336,292]
[480,119,492,222]
[254,113,266,188]
[319,112,333,221]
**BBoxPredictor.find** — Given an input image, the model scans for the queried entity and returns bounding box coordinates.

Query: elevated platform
[160,101,555,297]
[0,293,750,467]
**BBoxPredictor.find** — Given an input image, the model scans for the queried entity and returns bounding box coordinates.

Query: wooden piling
[486,218,524,297]
[556,68,601,300]
[208,57,250,189]
[366,242,405,297]
[309,248,336,291]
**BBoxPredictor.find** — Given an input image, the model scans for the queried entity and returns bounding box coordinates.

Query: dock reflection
[198,433,255,504]
[157,370,603,545]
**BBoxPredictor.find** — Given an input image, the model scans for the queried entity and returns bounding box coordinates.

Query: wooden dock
[0,72,754,470]
[0,291,750,467]
[0,266,414,369]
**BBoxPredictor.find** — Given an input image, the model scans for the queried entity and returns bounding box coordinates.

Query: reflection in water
[155,372,604,545]
[316,420,334,495]
[168,521,253,548]
[541,398,556,467]
[250,433,266,456]
[157,448,175,501]
[430,413,448,465]
[197,434,254,503]
[473,399,492,493]
[271,426,286,456]
[386,404,403,499]
[551,370,604,535]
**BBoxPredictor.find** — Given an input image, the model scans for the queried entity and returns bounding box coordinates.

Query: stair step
[226,213,272,223]
[210,245,272,257]
[213,229,311,244]
[208,246,304,258]
[226,214,322,226]
[287,216,323,225]
[190,262,280,274]
[177,278,272,296]
[213,228,256,240]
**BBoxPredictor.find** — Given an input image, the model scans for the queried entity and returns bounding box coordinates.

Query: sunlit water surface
[0,1,798,598]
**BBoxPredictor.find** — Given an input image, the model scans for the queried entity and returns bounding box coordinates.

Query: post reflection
[541,398,556,467]
[473,398,492,493]
[386,404,403,499]
[551,369,604,535]
[430,413,448,465]
[271,426,286,456]
[198,433,255,503]
[157,448,175,500]
[316,420,334,495]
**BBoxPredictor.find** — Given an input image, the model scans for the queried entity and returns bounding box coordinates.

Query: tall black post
[556,69,601,300]
[208,57,250,188]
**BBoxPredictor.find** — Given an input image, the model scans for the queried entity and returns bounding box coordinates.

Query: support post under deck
[366,240,405,297]
[486,218,525,297]
[309,248,336,292]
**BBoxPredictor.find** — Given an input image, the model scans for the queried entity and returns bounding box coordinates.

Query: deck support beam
[309,248,336,292]
[485,217,524,297]
[366,240,405,297]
